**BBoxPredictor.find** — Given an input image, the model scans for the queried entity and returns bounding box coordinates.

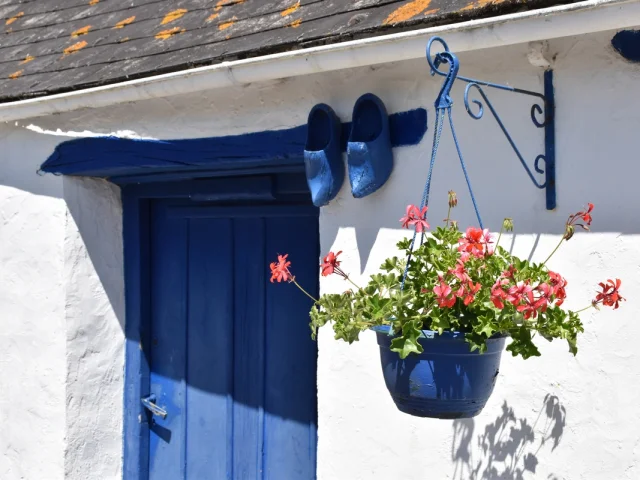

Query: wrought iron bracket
[427,37,556,210]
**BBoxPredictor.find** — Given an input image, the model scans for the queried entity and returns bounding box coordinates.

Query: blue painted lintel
[39,108,427,183]
[611,30,640,63]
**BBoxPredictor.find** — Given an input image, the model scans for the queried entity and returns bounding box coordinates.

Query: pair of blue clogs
[304,93,394,207]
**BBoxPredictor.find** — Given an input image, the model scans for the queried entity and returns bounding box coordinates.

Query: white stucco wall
[1,26,639,479]
[0,126,66,480]
[63,177,124,480]
[0,126,124,480]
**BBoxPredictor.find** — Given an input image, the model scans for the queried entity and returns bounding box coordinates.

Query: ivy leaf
[390,320,424,359]
[430,311,450,335]
[506,326,541,359]
[474,314,496,338]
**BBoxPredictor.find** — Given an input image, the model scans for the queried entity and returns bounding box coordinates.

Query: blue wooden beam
[611,30,640,63]
[39,108,427,182]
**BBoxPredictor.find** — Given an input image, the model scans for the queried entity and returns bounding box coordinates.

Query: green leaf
[506,326,541,359]
[390,320,424,359]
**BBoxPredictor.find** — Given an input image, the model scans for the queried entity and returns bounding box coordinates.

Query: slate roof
[0,0,568,103]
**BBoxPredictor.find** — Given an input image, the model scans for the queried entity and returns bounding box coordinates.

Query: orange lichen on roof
[207,12,220,22]
[89,0,100,5]
[9,70,23,79]
[155,27,185,40]
[219,17,237,31]
[63,41,88,56]
[6,12,24,26]
[459,0,507,11]
[161,9,188,25]
[20,55,35,64]
[113,16,136,29]
[383,0,433,25]
[118,37,130,43]
[215,0,244,12]
[71,25,91,37]
[289,18,302,28]
[281,1,300,17]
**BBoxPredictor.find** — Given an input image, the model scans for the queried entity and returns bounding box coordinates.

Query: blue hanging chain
[393,37,484,336]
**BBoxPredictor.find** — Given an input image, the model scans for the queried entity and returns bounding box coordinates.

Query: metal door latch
[141,394,168,419]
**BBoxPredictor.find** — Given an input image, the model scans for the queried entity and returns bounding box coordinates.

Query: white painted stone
[0,125,66,480]
[63,177,124,480]
[0,27,639,479]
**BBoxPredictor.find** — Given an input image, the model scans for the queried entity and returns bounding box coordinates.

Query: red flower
[321,251,342,277]
[534,283,552,312]
[548,271,567,306]
[501,265,517,280]
[462,281,481,306]
[491,279,509,309]
[458,227,493,258]
[581,203,594,225]
[482,229,493,245]
[536,282,552,300]
[400,205,414,229]
[400,205,430,233]
[507,281,533,306]
[564,203,594,240]
[433,279,456,308]
[517,295,539,320]
[595,278,625,309]
[270,254,292,283]
[450,260,471,283]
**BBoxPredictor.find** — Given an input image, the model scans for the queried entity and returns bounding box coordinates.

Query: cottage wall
[1,28,638,479]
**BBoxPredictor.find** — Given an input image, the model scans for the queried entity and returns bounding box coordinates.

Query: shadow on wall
[0,125,64,198]
[64,176,125,332]
[451,394,566,480]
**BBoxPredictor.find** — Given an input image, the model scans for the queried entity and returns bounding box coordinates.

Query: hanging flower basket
[269,195,624,419]
[269,37,625,419]
[373,326,506,419]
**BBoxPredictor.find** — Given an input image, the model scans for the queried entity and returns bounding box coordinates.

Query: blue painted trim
[111,164,304,185]
[544,70,556,210]
[166,204,319,219]
[39,108,427,181]
[611,30,640,62]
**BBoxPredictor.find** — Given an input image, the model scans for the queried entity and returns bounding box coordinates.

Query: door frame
[121,171,316,480]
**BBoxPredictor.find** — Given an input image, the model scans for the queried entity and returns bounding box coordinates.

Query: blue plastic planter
[373,326,506,419]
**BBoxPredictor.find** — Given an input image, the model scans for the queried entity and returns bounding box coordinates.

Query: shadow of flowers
[451,394,566,480]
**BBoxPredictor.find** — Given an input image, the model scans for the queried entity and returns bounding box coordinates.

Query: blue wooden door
[144,175,318,479]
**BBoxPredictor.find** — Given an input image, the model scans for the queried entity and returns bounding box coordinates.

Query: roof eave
[1,0,638,123]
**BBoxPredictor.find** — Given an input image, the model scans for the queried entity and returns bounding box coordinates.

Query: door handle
[141,394,168,419]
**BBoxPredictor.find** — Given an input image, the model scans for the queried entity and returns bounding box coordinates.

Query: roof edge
[2,0,638,123]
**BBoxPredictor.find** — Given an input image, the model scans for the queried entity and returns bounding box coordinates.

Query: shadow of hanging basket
[373,326,506,419]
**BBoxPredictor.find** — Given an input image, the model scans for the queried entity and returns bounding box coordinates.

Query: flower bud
[502,218,514,232]
[563,224,575,241]
[448,190,458,208]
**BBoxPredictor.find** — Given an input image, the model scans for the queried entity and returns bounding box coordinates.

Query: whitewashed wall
[1,28,639,479]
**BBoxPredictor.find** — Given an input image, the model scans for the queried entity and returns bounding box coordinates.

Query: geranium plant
[270,193,624,359]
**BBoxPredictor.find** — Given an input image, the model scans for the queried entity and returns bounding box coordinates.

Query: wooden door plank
[232,217,267,480]
[148,203,188,479]
[122,195,152,480]
[264,214,319,479]
[186,218,235,480]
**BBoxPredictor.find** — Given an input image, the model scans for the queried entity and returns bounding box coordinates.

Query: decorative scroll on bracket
[427,37,556,210]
